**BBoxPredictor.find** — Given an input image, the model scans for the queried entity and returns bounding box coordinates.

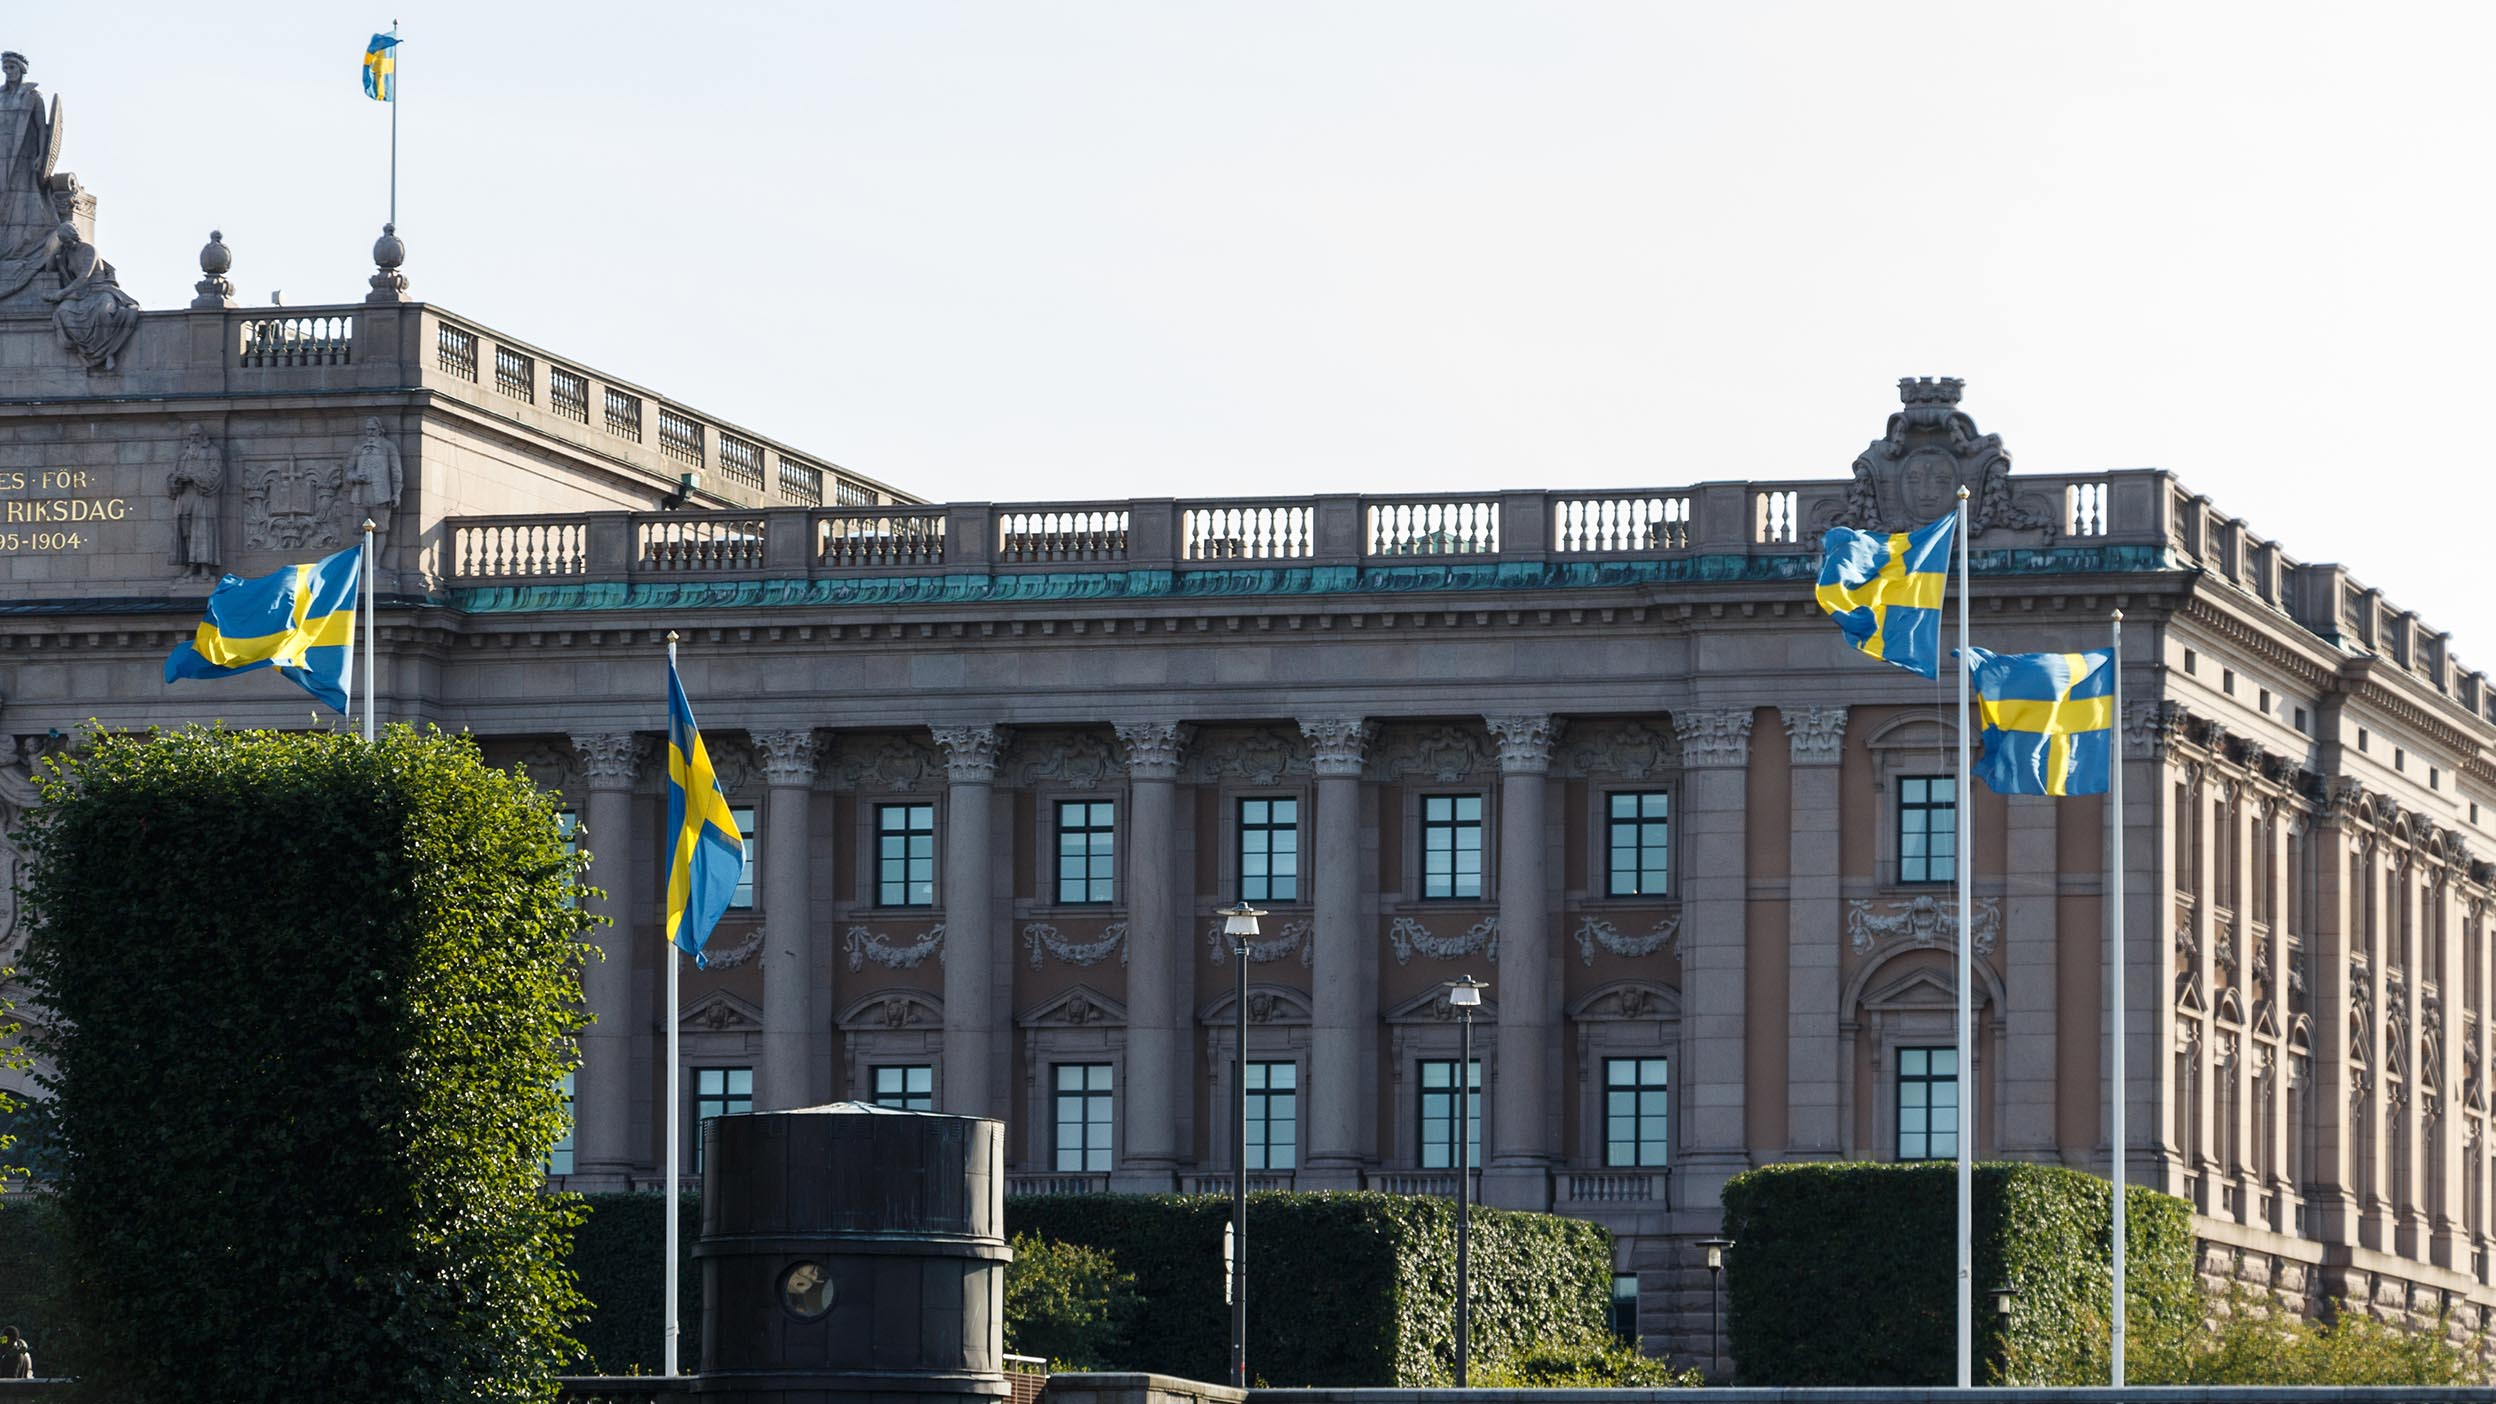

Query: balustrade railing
[494,344,535,402]
[1365,1171,1464,1197]
[550,365,591,423]
[1558,1169,1670,1207]
[238,314,356,368]
[1183,1173,1296,1194]
[638,515,767,572]
[778,455,824,505]
[436,322,479,381]
[718,434,766,490]
[820,512,946,569]
[1367,499,1496,557]
[1183,503,1314,561]
[456,518,587,578]
[998,508,1129,564]
[1007,1173,1109,1196]
[1553,494,1691,553]
[2065,478,2111,537]
[1753,488,1800,544]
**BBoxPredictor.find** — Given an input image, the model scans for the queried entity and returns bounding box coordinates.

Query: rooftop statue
[0,50,63,309]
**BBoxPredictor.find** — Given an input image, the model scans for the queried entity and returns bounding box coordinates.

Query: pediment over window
[1385,984,1500,1024]
[1198,983,1313,1027]
[680,990,763,1034]
[1845,948,2002,1016]
[1018,984,1127,1030]
[837,989,943,1032]
[1567,980,1680,1023]
[1862,712,1960,755]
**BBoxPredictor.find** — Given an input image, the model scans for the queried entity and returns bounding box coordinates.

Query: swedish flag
[1815,512,1956,679]
[665,661,745,966]
[1964,646,2116,797]
[363,33,398,101]
[163,544,362,714]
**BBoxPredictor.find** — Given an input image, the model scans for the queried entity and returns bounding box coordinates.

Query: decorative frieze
[570,732,639,786]
[1022,920,1129,970]
[1573,913,1682,964]
[704,927,767,970]
[752,729,820,787]
[1781,705,1848,765]
[1387,913,1499,965]
[1555,719,1676,780]
[930,725,1005,785]
[844,924,945,971]
[1205,916,1313,967]
[1297,718,1376,778]
[1188,726,1312,784]
[1113,721,1192,780]
[1372,723,1488,782]
[1484,715,1562,775]
[1843,895,2002,958]
[837,734,943,792]
[1675,709,1754,769]
[1007,730,1120,789]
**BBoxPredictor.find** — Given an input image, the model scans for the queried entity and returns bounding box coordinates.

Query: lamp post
[1219,901,1264,1390]
[1445,973,1487,1387]
[1698,1237,1733,1379]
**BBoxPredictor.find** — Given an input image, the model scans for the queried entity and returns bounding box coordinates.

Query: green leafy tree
[1003,1233,1140,1368]
[2114,1286,2486,1385]
[19,725,598,1403]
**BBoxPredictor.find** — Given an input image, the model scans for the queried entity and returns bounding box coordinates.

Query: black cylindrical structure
[696,1103,1011,1404]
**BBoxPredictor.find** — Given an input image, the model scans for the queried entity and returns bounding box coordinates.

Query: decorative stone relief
[0,52,69,311]
[1387,913,1499,965]
[1675,709,1754,769]
[1574,913,1682,964]
[244,457,345,552]
[1113,720,1191,780]
[343,417,404,537]
[1205,916,1313,967]
[1580,985,1670,1020]
[845,924,944,972]
[752,729,820,787]
[47,224,140,372]
[1188,726,1311,784]
[1781,705,1848,765]
[1023,921,1129,970]
[513,742,583,798]
[1484,715,1561,774]
[837,734,942,791]
[168,424,224,578]
[695,1000,753,1032]
[1821,377,2056,541]
[1555,719,1676,780]
[1008,730,1120,789]
[931,725,1005,784]
[1844,895,2002,958]
[705,736,759,797]
[1372,723,1487,783]
[192,229,234,308]
[704,927,766,970]
[869,995,931,1029]
[2123,700,2182,760]
[1297,718,1376,778]
[570,733,640,786]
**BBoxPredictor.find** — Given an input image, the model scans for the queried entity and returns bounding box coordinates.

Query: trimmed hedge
[1720,1160,2197,1386]
[1006,1191,1612,1386]
[0,1195,81,1377]
[567,1193,700,1376]
[19,726,596,1403]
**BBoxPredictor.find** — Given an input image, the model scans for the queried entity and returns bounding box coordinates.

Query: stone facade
[1,57,2495,1369]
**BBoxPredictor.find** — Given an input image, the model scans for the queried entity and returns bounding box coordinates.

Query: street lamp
[1698,1237,1734,1379]
[1992,1283,2019,1319]
[1445,973,1487,1388]
[1219,901,1264,1390]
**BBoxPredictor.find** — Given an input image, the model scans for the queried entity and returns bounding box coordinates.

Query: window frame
[874,801,938,909]
[1417,1056,1484,1169]
[871,1063,935,1111]
[1054,799,1119,906]
[1895,775,1957,887]
[1601,1055,1670,1168]
[1894,1045,1959,1162]
[1243,1058,1300,1171]
[546,1068,576,1175]
[1236,795,1303,905]
[1051,1061,1115,1172]
[1418,792,1487,902]
[1603,789,1672,898]
[728,804,758,910]
[692,1064,754,1172]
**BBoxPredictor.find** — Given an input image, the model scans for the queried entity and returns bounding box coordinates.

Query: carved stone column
[2268,808,2301,1230]
[2434,869,2468,1268]
[933,725,1005,1121]
[1781,706,1846,1157]
[1300,717,1376,1188]
[1484,715,1560,1208]
[2122,702,2182,1210]
[753,729,819,1113]
[1114,720,1190,1188]
[570,732,640,1186]
[2187,772,2219,1211]
[2309,779,2364,1248]
[1999,778,2061,1160]
[1676,708,1754,1208]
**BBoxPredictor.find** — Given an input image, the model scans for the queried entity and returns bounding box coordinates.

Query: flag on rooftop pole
[1959,645,2116,797]
[361,31,397,101]
[162,542,363,714]
[662,635,742,1378]
[1814,511,1957,679]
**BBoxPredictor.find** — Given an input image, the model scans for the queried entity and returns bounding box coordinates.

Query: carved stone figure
[0,52,61,307]
[343,417,404,535]
[167,424,224,577]
[1820,377,2057,540]
[44,224,138,371]
[244,458,345,552]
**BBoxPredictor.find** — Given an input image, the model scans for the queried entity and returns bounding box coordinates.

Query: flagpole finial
[2111,608,2124,623]
[666,630,680,644]
[362,518,377,533]
[1955,485,1970,500]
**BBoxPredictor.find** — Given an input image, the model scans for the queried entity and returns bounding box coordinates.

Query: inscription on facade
[0,469,127,550]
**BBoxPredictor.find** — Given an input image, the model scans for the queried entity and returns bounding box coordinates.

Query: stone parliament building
[2,52,2495,1361]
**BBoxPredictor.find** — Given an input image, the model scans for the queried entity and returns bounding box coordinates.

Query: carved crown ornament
[1816,377,2058,542]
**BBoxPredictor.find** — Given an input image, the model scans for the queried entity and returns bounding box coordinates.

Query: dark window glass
[1238,797,1301,903]
[1605,791,1670,897]
[1053,1063,1114,1171]
[1245,1061,1297,1170]
[1421,794,1484,900]
[1418,1058,1483,1168]
[1895,1046,1958,1161]
[693,1065,753,1171]
[872,1064,934,1111]
[1056,801,1116,905]
[1897,777,1955,885]
[729,805,757,909]
[877,803,936,907]
[1603,1056,1669,1167]
[547,1069,575,1175]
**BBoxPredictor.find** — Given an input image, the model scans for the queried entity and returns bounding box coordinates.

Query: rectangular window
[872,1064,934,1111]
[547,1069,576,1175]
[1418,1058,1483,1169]
[1238,797,1301,903]
[557,810,579,910]
[1605,791,1671,897]
[1421,794,1485,900]
[1603,1057,1670,1167]
[1056,801,1117,905]
[1244,1061,1298,1170]
[1897,776,1956,885]
[729,805,757,909]
[877,803,937,907]
[1895,1046,1958,1162]
[1053,1063,1114,1172]
[693,1065,753,1172]
[1611,1274,1639,1344]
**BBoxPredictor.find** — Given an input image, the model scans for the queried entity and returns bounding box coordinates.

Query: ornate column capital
[930,725,1007,785]
[1484,715,1562,775]
[1298,717,1377,778]
[1780,705,1848,766]
[1674,708,1754,770]
[1114,720,1192,781]
[569,732,640,788]
[752,729,821,787]
[2124,700,2183,761]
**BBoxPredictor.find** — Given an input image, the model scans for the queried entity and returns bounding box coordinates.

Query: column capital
[2124,699,2184,760]
[569,732,640,787]
[1297,717,1377,778]
[752,729,821,787]
[1484,714,1562,775]
[1675,708,1754,769]
[930,724,1007,784]
[1113,720,1193,781]
[1780,705,1848,766]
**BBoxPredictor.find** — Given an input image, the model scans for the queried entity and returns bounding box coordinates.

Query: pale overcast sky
[18,2,2492,665]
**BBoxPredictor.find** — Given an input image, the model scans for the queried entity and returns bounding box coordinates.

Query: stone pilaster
[569,731,639,1186]
[1676,707,1753,1208]
[1484,714,1560,1209]
[1299,716,1376,1188]
[2120,701,2180,1209]
[1780,705,1846,1157]
[2268,808,2301,1230]
[2310,781,2363,1248]
[752,728,819,1113]
[2434,869,2468,1268]
[1999,782,2061,1160]
[2188,771,2219,1211]
[1113,719,1191,1188]
[932,725,1006,1121]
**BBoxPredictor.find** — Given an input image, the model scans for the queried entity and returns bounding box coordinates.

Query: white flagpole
[664,629,682,1377]
[389,19,400,229]
[361,519,377,742]
[2109,610,2128,1385]
[1954,485,1973,1388]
